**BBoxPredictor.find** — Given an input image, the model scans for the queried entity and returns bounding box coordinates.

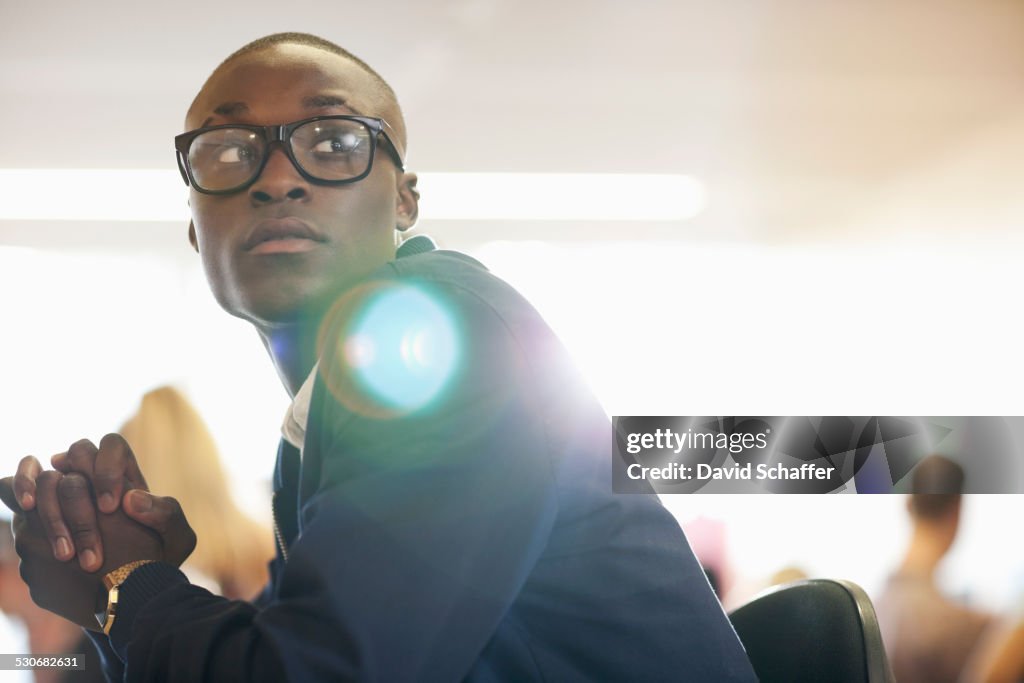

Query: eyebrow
[302,94,360,113]
[200,95,364,128]
[200,102,247,127]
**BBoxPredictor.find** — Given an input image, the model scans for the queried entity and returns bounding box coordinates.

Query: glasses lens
[188,128,265,192]
[290,119,374,181]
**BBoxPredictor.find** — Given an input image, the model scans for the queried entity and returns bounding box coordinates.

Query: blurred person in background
[0,524,104,683]
[875,454,992,683]
[117,386,273,599]
[962,593,1024,683]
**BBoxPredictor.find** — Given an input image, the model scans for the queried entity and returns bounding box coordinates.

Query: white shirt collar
[281,361,318,451]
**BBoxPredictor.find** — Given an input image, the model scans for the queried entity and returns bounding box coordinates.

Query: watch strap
[97,560,156,634]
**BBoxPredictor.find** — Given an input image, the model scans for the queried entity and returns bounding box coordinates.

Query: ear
[395,172,419,232]
[188,220,199,253]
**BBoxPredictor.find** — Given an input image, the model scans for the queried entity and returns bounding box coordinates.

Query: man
[875,454,992,683]
[2,33,755,681]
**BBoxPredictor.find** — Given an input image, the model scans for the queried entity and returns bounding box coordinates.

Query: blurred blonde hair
[119,386,273,599]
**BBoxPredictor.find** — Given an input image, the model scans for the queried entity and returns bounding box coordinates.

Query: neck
[259,319,321,398]
[899,523,953,579]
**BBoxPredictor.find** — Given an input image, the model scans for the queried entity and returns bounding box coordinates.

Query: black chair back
[728,578,895,683]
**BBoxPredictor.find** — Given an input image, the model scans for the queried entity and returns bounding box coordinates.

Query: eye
[216,144,258,164]
[313,132,362,154]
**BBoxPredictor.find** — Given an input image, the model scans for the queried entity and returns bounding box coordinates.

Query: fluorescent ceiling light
[418,173,705,221]
[0,170,189,222]
[0,169,705,222]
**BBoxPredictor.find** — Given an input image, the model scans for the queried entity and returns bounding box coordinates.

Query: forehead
[187,45,393,129]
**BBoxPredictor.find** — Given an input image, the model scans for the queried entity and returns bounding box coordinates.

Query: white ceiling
[2,0,1023,247]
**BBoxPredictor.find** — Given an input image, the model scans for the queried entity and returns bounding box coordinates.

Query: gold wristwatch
[95,560,156,635]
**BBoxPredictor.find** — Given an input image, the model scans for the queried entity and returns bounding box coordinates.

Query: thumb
[123,490,197,566]
[124,489,155,517]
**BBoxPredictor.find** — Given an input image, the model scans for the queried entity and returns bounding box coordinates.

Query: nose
[249,146,310,204]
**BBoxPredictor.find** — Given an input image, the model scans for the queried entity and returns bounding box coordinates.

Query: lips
[243,217,327,252]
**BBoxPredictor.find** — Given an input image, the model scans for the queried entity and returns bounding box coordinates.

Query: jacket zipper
[271,491,289,563]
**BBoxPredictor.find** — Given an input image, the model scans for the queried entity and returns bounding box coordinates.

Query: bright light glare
[347,284,460,412]
[0,170,705,222]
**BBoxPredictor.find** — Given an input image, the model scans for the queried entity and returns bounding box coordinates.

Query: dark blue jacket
[92,248,755,682]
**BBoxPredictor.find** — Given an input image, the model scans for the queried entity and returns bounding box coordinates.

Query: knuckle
[26,582,51,611]
[42,512,66,531]
[165,496,185,516]
[99,433,127,450]
[68,439,97,458]
[36,470,62,489]
[68,518,97,537]
[12,473,33,493]
[92,470,120,488]
[57,473,91,498]
[17,455,39,473]
[67,440,97,470]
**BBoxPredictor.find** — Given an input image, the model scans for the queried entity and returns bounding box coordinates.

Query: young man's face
[186,44,416,327]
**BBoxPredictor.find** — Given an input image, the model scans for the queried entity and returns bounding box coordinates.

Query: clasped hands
[0,434,196,630]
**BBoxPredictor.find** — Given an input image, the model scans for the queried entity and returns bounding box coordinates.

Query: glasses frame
[174,115,406,195]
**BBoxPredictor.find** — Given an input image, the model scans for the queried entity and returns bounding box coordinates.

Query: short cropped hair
[189,32,407,148]
[909,454,964,519]
[217,32,398,107]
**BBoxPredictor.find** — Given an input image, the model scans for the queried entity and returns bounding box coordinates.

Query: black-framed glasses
[174,115,406,195]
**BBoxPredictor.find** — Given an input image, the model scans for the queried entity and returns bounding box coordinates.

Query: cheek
[189,202,242,300]
[327,175,398,240]
[190,198,236,256]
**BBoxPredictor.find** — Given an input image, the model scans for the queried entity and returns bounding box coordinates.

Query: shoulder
[384,249,579,384]
[385,249,543,334]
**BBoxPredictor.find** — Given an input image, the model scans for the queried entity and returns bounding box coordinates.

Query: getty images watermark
[612,416,1024,494]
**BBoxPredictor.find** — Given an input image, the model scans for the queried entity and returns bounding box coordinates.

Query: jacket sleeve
[107,280,559,682]
[84,628,125,682]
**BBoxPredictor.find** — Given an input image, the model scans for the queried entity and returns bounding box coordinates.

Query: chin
[231,284,340,330]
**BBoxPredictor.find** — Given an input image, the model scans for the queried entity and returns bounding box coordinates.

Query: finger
[57,472,103,572]
[64,438,98,476]
[35,470,73,562]
[51,451,69,472]
[13,456,43,510]
[124,491,196,565]
[94,433,148,514]
[0,477,21,512]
